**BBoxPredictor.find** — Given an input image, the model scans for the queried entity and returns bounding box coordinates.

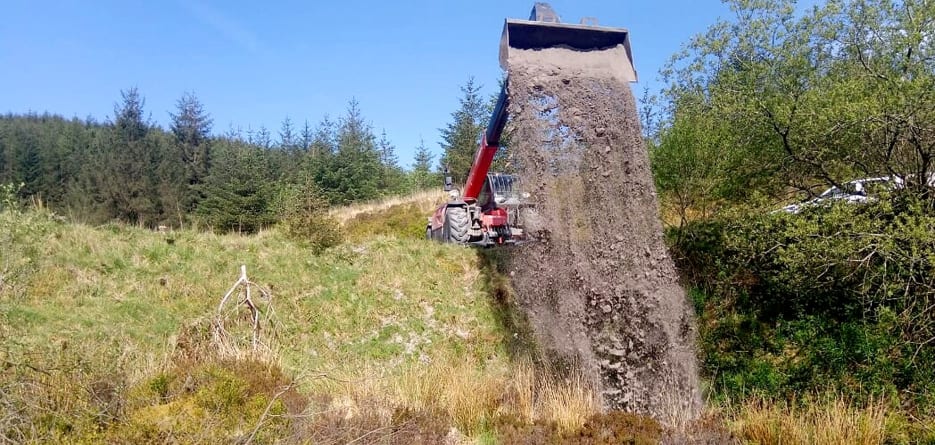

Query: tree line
[648,0,935,224]
[0,78,496,232]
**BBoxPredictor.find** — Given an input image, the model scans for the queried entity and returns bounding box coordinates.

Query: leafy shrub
[670,195,935,407]
[0,202,60,299]
[0,182,23,212]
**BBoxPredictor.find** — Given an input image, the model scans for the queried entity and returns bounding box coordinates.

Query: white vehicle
[779,176,904,214]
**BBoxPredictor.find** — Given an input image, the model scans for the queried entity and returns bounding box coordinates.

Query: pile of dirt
[505,45,702,423]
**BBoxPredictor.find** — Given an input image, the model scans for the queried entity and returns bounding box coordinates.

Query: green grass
[0,201,644,444]
[2,213,501,374]
[2,205,554,443]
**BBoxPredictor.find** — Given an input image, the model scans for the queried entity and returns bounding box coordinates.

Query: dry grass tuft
[303,358,601,438]
[293,396,451,445]
[730,396,888,445]
[537,372,600,433]
[502,361,601,433]
[329,190,446,225]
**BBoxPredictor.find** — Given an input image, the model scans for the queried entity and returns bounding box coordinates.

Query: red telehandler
[426,3,637,246]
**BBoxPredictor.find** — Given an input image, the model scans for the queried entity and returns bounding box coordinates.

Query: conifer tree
[170,91,213,212]
[439,78,489,185]
[279,117,297,151]
[299,120,313,152]
[376,129,405,194]
[318,100,381,204]
[96,88,158,224]
[254,126,272,149]
[197,138,275,233]
[411,138,437,191]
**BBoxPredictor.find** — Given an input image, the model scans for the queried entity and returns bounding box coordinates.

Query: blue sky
[0,0,733,167]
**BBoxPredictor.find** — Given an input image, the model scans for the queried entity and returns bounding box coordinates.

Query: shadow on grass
[474,246,591,379]
[474,247,541,362]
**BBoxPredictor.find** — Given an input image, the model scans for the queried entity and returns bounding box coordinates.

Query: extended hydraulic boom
[463,84,510,203]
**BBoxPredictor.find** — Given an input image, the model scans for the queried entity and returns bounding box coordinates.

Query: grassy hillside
[2,193,929,444]
[4,218,499,371]
[2,195,633,444]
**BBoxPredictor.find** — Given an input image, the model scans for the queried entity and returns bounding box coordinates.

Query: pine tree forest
[0,81,489,232]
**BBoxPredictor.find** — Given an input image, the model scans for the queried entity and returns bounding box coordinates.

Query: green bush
[0,337,132,444]
[101,359,301,445]
[1,204,60,299]
[277,180,344,253]
[283,212,343,254]
[671,195,935,408]
[0,183,23,212]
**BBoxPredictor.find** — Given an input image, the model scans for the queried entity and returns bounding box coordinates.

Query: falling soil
[505,45,702,423]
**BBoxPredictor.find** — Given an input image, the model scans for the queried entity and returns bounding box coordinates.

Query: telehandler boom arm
[462,84,509,202]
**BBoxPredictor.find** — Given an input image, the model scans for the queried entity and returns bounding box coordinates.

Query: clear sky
[0,0,733,167]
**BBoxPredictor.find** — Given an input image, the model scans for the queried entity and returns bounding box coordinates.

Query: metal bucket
[499,3,637,82]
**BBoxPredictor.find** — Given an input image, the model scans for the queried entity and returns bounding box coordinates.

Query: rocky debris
[505,46,702,423]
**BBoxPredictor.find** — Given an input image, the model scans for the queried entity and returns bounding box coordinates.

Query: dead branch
[214,265,276,356]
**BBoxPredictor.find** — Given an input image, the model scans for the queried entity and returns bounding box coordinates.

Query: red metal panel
[482,208,509,227]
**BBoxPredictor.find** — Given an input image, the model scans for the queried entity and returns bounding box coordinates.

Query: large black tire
[443,206,470,244]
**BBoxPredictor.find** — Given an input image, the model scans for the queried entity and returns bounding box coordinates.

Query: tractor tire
[444,206,470,244]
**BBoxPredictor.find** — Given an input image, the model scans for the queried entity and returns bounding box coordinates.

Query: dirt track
[505,45,702,422]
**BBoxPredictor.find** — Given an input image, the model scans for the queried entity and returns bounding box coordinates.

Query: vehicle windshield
[478,174,522,211]
[488,174,522,204]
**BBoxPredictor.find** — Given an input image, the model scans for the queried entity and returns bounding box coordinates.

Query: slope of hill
[3,192,922,444]
[1,195,635,444]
